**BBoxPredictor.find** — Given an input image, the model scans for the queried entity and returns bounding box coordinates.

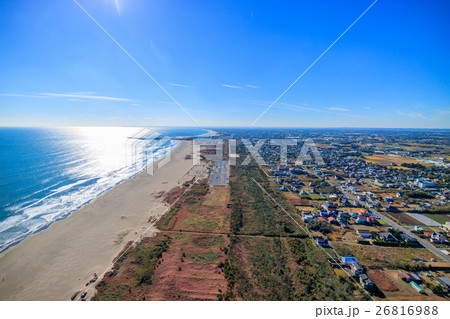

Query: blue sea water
[0,126,207,252]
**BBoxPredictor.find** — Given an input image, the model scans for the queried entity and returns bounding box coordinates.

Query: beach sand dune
[0,140,203,300]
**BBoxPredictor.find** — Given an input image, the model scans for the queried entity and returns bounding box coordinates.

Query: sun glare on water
[65,126,146,173]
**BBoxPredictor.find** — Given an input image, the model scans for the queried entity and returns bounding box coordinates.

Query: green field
[423,214,450,224]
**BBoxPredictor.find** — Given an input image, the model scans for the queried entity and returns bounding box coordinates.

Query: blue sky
[0,0,449,128]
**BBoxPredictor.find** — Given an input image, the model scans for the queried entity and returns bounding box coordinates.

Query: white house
[430,232,445,244]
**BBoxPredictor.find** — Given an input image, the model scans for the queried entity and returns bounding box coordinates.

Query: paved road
[207,160,229,186]
[303,168,450,263]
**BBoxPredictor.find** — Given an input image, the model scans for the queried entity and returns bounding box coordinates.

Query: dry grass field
[362,155,433,167]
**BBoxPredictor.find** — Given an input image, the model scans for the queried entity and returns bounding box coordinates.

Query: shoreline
[0,140,180,254]
[0,128,217,253]
[0,139,205,300]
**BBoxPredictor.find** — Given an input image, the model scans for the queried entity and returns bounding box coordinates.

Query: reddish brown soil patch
[296,199,312,206]
[95,180,232,301]
[144,233,228,300]
[387,212,426,225]
[164,186,185,204]
[161,185,231,233]
[367,269,399,292]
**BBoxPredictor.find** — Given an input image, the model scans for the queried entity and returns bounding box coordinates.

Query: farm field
[423,214,450,224]
[361,154,434,167]
[386,212,426,225]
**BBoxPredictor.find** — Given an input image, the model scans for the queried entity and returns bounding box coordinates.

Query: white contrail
[72,0,200,126]
[251,0,379,126]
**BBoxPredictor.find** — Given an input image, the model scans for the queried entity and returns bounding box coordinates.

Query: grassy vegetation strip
[132,236,172,285]
[225,143,368,300]
[93,235,172,300]
[287,238,368,300]
[229,156,305,236]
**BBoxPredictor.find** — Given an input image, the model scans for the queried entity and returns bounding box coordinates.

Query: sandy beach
[0,139,206,300]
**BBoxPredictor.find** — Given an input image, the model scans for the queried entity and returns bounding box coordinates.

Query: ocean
[0,126,207,252]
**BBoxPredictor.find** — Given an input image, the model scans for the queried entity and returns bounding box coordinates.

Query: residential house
[322,202,337,213]
[409,273,422,282]
[341,257,358,266]
[315,237,329,247]
[442,222,450,233]
[430,232,445,244]
[398,272,413,282]
[349,262,364,275]
[356,216,367,224]
[436,276,450,291]
[357,229,372,239]
[413,225,424,232]
[367,216,377,224]
[328,216,338,224]
[359,274,374,290]
[302,214,313,223]
[401,233,418,244]
[320,211,329,217]
[379,232,398,242]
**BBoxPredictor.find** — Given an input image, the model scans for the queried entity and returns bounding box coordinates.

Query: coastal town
[227,128,450,299]
[89,128,450,301]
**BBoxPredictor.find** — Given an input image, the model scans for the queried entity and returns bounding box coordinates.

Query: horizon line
[0,125,449,130]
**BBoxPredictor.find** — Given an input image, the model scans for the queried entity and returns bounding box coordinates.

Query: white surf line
[72,0,200,126]
[251,0,379,126]
[75,177,199,301]
[251,177,375,301]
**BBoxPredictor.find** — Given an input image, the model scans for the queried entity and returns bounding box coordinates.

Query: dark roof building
[321,201,337,213]
[400,233,418,243]
[379,232,398,242]
[357,229,372,239]
[359,274,374,290]
[436,276,450,291]
[398,272,412,282]
[315,237,329,247]
[349,262,364,275]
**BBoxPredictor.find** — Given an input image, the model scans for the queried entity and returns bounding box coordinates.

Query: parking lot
[208,160,229,186]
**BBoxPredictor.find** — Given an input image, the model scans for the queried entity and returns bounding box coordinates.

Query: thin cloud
[67,99,85,102]
[397,110,431,120]
[246,84,259,89]
[408,112,428,120]
[168,83,193,88]
[221,84,242,89]
[242,99,366,119]
[0,93,25,97]
[40,93,135,102]
[328,107,350,112]
[0,93,47,98]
